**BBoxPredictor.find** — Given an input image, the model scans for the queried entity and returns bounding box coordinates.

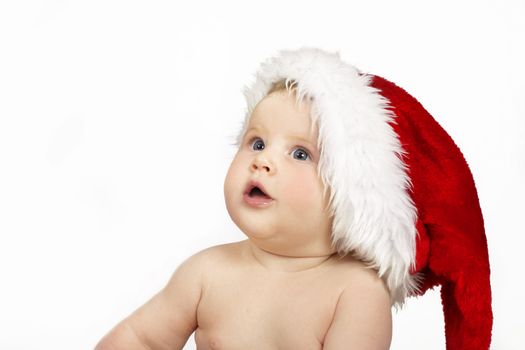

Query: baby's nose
[251,157,274,174]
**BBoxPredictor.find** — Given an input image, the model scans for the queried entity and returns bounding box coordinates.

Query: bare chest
[194,268,343,350]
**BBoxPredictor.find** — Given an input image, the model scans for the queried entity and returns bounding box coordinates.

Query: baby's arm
[322,267,392,350]
[94,251,206,350]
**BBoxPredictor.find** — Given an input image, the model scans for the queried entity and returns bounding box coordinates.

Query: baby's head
[222,47,421,309]
[223,78,335,258]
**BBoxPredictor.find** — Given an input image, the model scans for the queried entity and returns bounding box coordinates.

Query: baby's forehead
[250,93,318,130]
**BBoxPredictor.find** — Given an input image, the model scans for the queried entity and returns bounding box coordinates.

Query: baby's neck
[244,239,336,273]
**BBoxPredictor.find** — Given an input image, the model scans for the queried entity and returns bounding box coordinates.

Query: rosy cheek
[285,170,321,205]
[230,154,248,178]
[225,157,243,194]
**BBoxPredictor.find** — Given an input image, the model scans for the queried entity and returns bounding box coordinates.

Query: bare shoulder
[323,256,392,350]
[95,243,241,350]
[171,241,244,285]
[332,255,391,292]
[184,240,243,268]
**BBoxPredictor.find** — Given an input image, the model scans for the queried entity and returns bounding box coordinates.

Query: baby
[95,47,493,350]
[94,80,392,349]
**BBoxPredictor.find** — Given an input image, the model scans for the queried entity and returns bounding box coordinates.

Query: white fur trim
[237,47,422,310]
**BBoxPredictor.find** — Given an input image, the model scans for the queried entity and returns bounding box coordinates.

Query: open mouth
[245,181,272,199]
[248,186,271,199]
[244,181,274,206]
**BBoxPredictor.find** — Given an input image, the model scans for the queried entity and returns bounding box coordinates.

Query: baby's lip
[244,180,273,199]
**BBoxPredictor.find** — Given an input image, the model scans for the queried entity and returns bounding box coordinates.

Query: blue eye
[251,138,265,151]
[249,137,310,161]
[292,148,310,161]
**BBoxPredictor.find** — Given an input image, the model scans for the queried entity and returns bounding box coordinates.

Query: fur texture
[371,75,493,349]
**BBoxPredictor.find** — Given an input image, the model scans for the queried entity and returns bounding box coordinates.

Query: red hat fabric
[371,75,493,349]
[238,47,493,349]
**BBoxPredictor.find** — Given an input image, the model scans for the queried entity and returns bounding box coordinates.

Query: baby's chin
[244,233,335,259]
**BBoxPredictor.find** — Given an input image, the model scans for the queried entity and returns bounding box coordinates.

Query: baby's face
[224,90,334,257]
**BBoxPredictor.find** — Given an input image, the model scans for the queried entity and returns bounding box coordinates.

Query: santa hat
[236,47,493,349]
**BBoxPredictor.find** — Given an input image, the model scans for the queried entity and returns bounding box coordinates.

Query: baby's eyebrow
[246,126,317,148]
[246,125,265,133]
[290,135,316,147]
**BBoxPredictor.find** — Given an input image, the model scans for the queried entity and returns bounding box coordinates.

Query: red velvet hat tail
[441,270,493,349]
[370,75,493,349]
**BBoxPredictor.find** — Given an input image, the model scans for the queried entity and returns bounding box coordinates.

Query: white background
[1,1,523,349]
